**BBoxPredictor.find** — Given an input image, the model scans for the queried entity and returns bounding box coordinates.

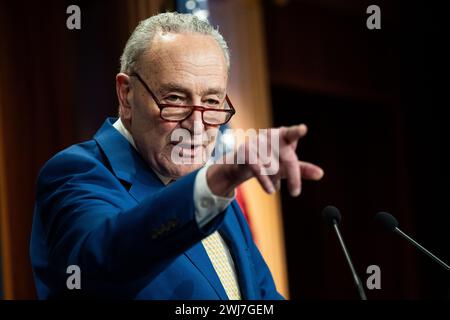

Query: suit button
[169,219,177,228]
[152,227,163,239]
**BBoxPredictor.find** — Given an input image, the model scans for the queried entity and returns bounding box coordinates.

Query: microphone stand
[394,227,450,272]
[332,219,368,300]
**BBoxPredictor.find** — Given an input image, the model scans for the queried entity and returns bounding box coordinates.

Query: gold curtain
[0,57,13,299]
[210,0,289,298]
[0,3,14,298]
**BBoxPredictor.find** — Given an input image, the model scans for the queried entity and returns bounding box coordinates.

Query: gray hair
[120,12,230,74]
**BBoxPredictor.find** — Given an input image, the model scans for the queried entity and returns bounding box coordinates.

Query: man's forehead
[151,31,216,48]
[157,81,227,96]
[137,32,228,92]
[143,32,226,68]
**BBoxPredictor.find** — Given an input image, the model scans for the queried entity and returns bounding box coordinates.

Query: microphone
[375,212,450,272]
[322,205,367,300]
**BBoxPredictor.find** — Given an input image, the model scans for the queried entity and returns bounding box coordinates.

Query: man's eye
[205,99,220,106]
[165,95,184,103]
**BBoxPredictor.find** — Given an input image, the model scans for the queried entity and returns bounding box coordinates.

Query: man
[30,12,324,299]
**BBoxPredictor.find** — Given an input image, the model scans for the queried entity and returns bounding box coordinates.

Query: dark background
[264,0,449,299]
[0,0,448,299]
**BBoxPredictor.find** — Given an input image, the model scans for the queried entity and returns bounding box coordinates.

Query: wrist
[206,164,240,197]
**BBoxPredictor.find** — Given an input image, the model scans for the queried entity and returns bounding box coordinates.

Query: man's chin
[156,156,204,177]
[156,148,212,179]
[165,163,204,179]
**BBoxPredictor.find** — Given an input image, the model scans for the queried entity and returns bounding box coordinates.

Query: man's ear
[116,73,133,120]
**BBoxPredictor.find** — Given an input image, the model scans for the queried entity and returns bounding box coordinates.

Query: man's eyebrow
[158,83,189,94]
[203,88,226,98]
[158,83,226,97]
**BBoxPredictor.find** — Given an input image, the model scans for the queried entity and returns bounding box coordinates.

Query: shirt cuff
[194,164,235,228]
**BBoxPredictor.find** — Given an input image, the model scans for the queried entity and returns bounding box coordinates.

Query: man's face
[120,32,228,179]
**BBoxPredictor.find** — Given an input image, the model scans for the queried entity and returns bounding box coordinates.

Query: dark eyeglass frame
[129,72,236,126]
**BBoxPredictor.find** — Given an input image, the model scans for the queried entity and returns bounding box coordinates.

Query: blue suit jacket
[30,118,284,299]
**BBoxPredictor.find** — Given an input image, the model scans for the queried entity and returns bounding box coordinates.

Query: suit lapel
[184,205,255,300]
[184,242,229,300]
[94,118,165,202]
[128,170,164,203]
[219,204,257,300]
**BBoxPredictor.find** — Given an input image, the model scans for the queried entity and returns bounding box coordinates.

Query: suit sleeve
[34,148,224,295]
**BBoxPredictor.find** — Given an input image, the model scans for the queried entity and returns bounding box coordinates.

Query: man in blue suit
[30,12,324,299]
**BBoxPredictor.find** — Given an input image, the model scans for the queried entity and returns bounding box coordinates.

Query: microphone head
[322,205,342,226]
[375,212,399,232]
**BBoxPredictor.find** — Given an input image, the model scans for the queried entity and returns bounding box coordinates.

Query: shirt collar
[112,117,172,186]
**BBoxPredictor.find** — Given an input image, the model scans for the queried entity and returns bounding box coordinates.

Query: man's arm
[35,148,224,294]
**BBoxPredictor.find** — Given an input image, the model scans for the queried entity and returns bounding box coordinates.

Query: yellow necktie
[202,231,242,300]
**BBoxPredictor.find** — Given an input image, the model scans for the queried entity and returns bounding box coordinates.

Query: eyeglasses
[129,72,236,126]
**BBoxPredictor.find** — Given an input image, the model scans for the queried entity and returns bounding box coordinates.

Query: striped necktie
[201,231,242,300]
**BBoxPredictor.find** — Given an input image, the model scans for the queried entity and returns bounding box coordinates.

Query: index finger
[282,124,308,143]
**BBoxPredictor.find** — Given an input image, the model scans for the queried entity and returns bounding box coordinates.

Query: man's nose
[180,108,204,134]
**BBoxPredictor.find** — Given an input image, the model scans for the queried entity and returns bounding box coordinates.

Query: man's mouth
[171,142,203,149]
[170,141,205,158]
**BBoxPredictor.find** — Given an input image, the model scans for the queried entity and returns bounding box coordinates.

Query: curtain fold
[209,0,290,298]
[0,0,165,299]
